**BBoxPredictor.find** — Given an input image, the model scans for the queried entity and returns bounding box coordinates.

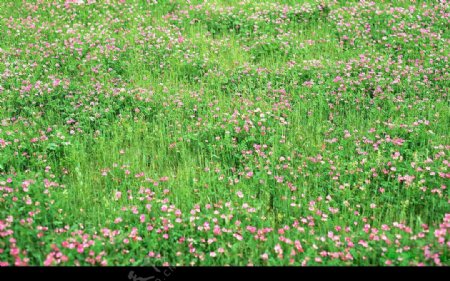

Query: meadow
[0,0,449,266]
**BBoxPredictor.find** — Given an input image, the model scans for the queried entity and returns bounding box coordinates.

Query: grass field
[0,0,449,266]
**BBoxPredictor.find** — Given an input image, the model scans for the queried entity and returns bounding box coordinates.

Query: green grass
[0,0,448,266]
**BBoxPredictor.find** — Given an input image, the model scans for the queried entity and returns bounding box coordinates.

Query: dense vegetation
[0,0,449,266]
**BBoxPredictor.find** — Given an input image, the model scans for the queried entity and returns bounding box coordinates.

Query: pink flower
[43,254,54,266]
[246,226,257,233]
[391,138,405,146]
[274,244,283,255]
[10,248,19,256]
[213,226,221,235]
[333,76,343,83]
[233,233,243,241]
[295,240,304,252]
[358,240,368,248]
